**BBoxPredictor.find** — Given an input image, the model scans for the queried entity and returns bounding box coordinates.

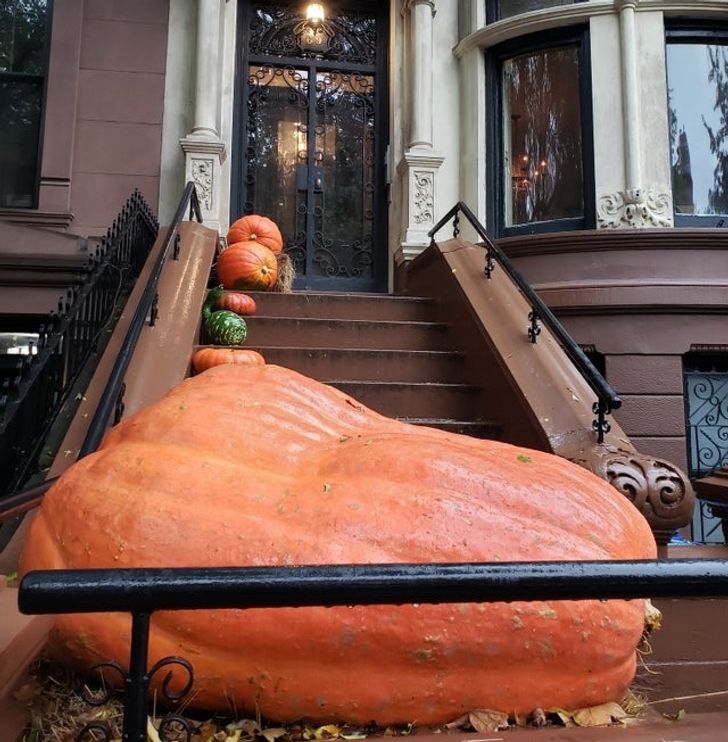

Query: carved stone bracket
[398,149,444,260]
[570,443,694,545]
[179,136,227,231]
[190,158,214,212]
[598,188,673,229]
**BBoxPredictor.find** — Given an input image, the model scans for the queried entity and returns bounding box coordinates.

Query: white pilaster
[597,0,672,228]
[180,0,227,231]
[399,0,444,258]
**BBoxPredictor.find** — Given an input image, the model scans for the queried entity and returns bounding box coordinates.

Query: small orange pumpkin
[191,348,265,374]
[216,291,257,315]
[227,215,283,254]
[217,241,278,291]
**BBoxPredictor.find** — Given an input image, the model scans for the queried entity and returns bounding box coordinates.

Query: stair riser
[242,292,437,322]
[331,383,483,419]
[406,420,503,439]
[255,348,464,383]
[244,319,449,351]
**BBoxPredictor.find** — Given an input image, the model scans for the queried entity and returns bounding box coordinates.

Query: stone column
[180,0,227,231]
[398,0,444,259]
[597,0,672,228]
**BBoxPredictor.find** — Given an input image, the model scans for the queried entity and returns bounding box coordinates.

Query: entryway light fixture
[297,2,332,53]
[305,3,326,24]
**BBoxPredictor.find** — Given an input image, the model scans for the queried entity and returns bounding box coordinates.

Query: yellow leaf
[468,709,509,732]
[572,702,627,727]
[261,728,287,742]
[314,724,340,740]
[147,718,162,742]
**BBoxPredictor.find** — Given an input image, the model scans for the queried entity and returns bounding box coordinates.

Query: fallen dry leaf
[468,709,510,732]
[572,701,627,727]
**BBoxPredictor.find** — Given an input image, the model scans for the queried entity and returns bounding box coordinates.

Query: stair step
[255,347,464,383]
[242,291,438,322]
[329,380,483,419]
[400,417,503,438]
[242,317,449,351]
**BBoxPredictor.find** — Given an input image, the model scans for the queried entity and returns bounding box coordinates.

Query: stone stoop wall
[69,0,170,234]
[606,354,688,473]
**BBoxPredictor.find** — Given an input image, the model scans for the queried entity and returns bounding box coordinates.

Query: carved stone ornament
[570,443,694,545]
[413,170,434,225]
[597,188,673,229]
[191,158,214,212]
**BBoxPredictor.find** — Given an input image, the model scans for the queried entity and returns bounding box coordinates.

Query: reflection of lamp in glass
[296,2,333,54]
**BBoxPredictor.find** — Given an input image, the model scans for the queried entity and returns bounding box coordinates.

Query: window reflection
[503,46,583,226]
[494,1,582,21]
[667,42,728,217]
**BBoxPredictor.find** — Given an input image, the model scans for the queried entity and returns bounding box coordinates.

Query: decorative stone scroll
[570,443,694,545]
[190,158,214,212]
[413,170,434,224]
[597,188,673,229]
[180,137,226,231]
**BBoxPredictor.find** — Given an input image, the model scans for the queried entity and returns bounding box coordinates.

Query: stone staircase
[207,290,502,439]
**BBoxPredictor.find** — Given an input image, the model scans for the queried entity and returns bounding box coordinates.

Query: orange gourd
[20,365,656,725]
[191,348,265,374]
[216,291,257,315]
[217,241,277,290]
[227,214,283,253]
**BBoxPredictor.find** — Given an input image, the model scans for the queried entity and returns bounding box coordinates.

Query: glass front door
[234,1,388,291]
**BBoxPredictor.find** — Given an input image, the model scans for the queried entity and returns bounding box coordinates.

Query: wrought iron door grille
[684,353,728,542]
[233,0,388,291]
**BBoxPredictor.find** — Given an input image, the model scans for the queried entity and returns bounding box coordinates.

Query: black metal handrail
[0,184,202,522]
[428,202,621,443]
[78,182,202,457]
[0,191,159,500]
[19,558,728,742]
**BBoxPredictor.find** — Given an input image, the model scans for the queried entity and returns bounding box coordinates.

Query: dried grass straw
[272,252,295,293]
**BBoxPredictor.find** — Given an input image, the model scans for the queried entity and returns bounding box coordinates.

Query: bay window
[666,28,728,226]
[487,27,594,236]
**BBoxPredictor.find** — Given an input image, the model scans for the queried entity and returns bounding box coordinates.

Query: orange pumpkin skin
[227,214,283,253]
[217,241,278,291]
[216,291,257,315]
[191,348,265,374]
[20,365,656,725]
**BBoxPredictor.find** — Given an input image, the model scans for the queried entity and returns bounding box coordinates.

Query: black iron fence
[0,183,202,519]
[19,558,728,742]
[428,202,621,442]
[0,191,159,499]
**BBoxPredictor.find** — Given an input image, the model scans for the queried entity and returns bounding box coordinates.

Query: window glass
[0,78,43,208]
[502,45,583,226]
[667,42,728,218]
[490,1,586,22]
[0,0,48,208]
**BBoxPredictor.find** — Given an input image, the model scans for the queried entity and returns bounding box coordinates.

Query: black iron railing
[428,202,621,442]
[0,184,202,520]
[0,191,159,499]
[19,558,728,742]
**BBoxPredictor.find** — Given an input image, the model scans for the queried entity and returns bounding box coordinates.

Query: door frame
[231,0,390,292]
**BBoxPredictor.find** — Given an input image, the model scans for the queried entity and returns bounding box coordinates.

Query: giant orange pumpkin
[227,214,283,253]
[217,241,278,290]
[20,365,656,725]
